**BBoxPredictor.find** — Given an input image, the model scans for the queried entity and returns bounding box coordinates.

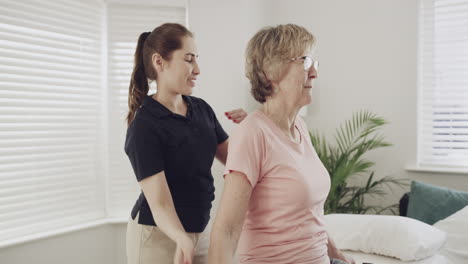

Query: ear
[151,53,165,72]
[263,69,278,86]
[263,62,280,84]
[262,70,271,82]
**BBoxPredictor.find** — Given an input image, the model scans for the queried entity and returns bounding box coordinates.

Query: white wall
[187,0,268,216]
[0,224,126,264]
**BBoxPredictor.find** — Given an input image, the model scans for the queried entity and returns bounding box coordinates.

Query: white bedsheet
[343,250,447,264]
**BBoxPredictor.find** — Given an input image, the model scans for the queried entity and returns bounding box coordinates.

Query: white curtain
[418,0,468,168]
[0,0,105,244]
[0,0,187,246]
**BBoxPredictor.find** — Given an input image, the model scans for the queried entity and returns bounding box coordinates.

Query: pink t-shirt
[224,110,331,264]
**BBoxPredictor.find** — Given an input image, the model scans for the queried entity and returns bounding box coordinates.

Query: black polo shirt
[124,95,228,232]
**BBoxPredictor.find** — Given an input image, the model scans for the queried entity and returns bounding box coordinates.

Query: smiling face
[274,50,318,108]
[156,36,200,95]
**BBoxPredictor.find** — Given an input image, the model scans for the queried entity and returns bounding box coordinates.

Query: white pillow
[324,214,447,261]
[433,205,468,264]
[343,250,447,264]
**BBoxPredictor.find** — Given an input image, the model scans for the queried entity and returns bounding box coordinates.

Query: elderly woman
[208,24,355,264]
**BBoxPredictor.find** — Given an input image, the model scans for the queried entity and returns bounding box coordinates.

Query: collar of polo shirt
[142,95,194,119]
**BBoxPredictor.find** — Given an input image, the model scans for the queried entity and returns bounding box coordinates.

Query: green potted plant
[310,111,407,215]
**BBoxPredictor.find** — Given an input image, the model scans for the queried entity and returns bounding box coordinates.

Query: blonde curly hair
[245,24,315,103]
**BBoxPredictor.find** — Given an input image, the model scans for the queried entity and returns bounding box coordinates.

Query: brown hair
[245,24,315,103]
[126,23,193,125]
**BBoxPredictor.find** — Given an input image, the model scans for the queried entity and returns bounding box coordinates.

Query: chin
[181,87,194,96]
[300,101,311,108]
[300,94,312,106]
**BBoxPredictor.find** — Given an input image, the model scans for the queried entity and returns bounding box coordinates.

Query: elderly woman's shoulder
[229,113,266,142]
[236,110,270,132]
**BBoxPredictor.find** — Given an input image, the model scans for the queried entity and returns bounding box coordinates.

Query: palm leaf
[311,110,405,215]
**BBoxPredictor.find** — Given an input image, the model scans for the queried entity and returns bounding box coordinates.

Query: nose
[193,60,200,75]
[308,66,317,79]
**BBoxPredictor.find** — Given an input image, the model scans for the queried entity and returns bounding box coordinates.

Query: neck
[153,88,186,115]
[261,94,300,136]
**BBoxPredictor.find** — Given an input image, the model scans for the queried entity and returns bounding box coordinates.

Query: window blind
[418,0,468,167]
[107,3,186,218]
[0,0,105,244]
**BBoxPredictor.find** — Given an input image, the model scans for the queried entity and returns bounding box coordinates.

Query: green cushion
[407,181,468,225]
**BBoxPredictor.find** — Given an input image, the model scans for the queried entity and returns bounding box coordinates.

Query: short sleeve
[223,120,265,187]
[124,120,164,182]
[200,99,228,144]
[213,112,229,144]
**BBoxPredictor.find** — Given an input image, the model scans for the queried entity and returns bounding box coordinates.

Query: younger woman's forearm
[139,172,189,243]
[150,201,187,243]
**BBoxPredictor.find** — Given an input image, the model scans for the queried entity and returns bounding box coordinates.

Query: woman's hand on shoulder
[224,108,247,124]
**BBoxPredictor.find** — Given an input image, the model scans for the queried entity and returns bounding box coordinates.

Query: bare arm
[215,139,229,165]
[216,108,247,164]
[139,171,194,264]
[327,234,355,264]
[208,171,253,264]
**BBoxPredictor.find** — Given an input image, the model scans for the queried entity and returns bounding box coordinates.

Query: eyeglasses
[290,56,319,71]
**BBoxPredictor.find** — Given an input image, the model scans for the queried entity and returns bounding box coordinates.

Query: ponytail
[126,24,193,126]
[126,32,151,126]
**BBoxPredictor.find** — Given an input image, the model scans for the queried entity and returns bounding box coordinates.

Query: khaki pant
[126,213,208,264]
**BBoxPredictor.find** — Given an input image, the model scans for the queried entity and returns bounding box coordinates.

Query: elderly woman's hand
[327,234,356,264]
[330,255,355,264]
[225,108,248,124]
[331,252,355,264]
[341,254,356,264]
